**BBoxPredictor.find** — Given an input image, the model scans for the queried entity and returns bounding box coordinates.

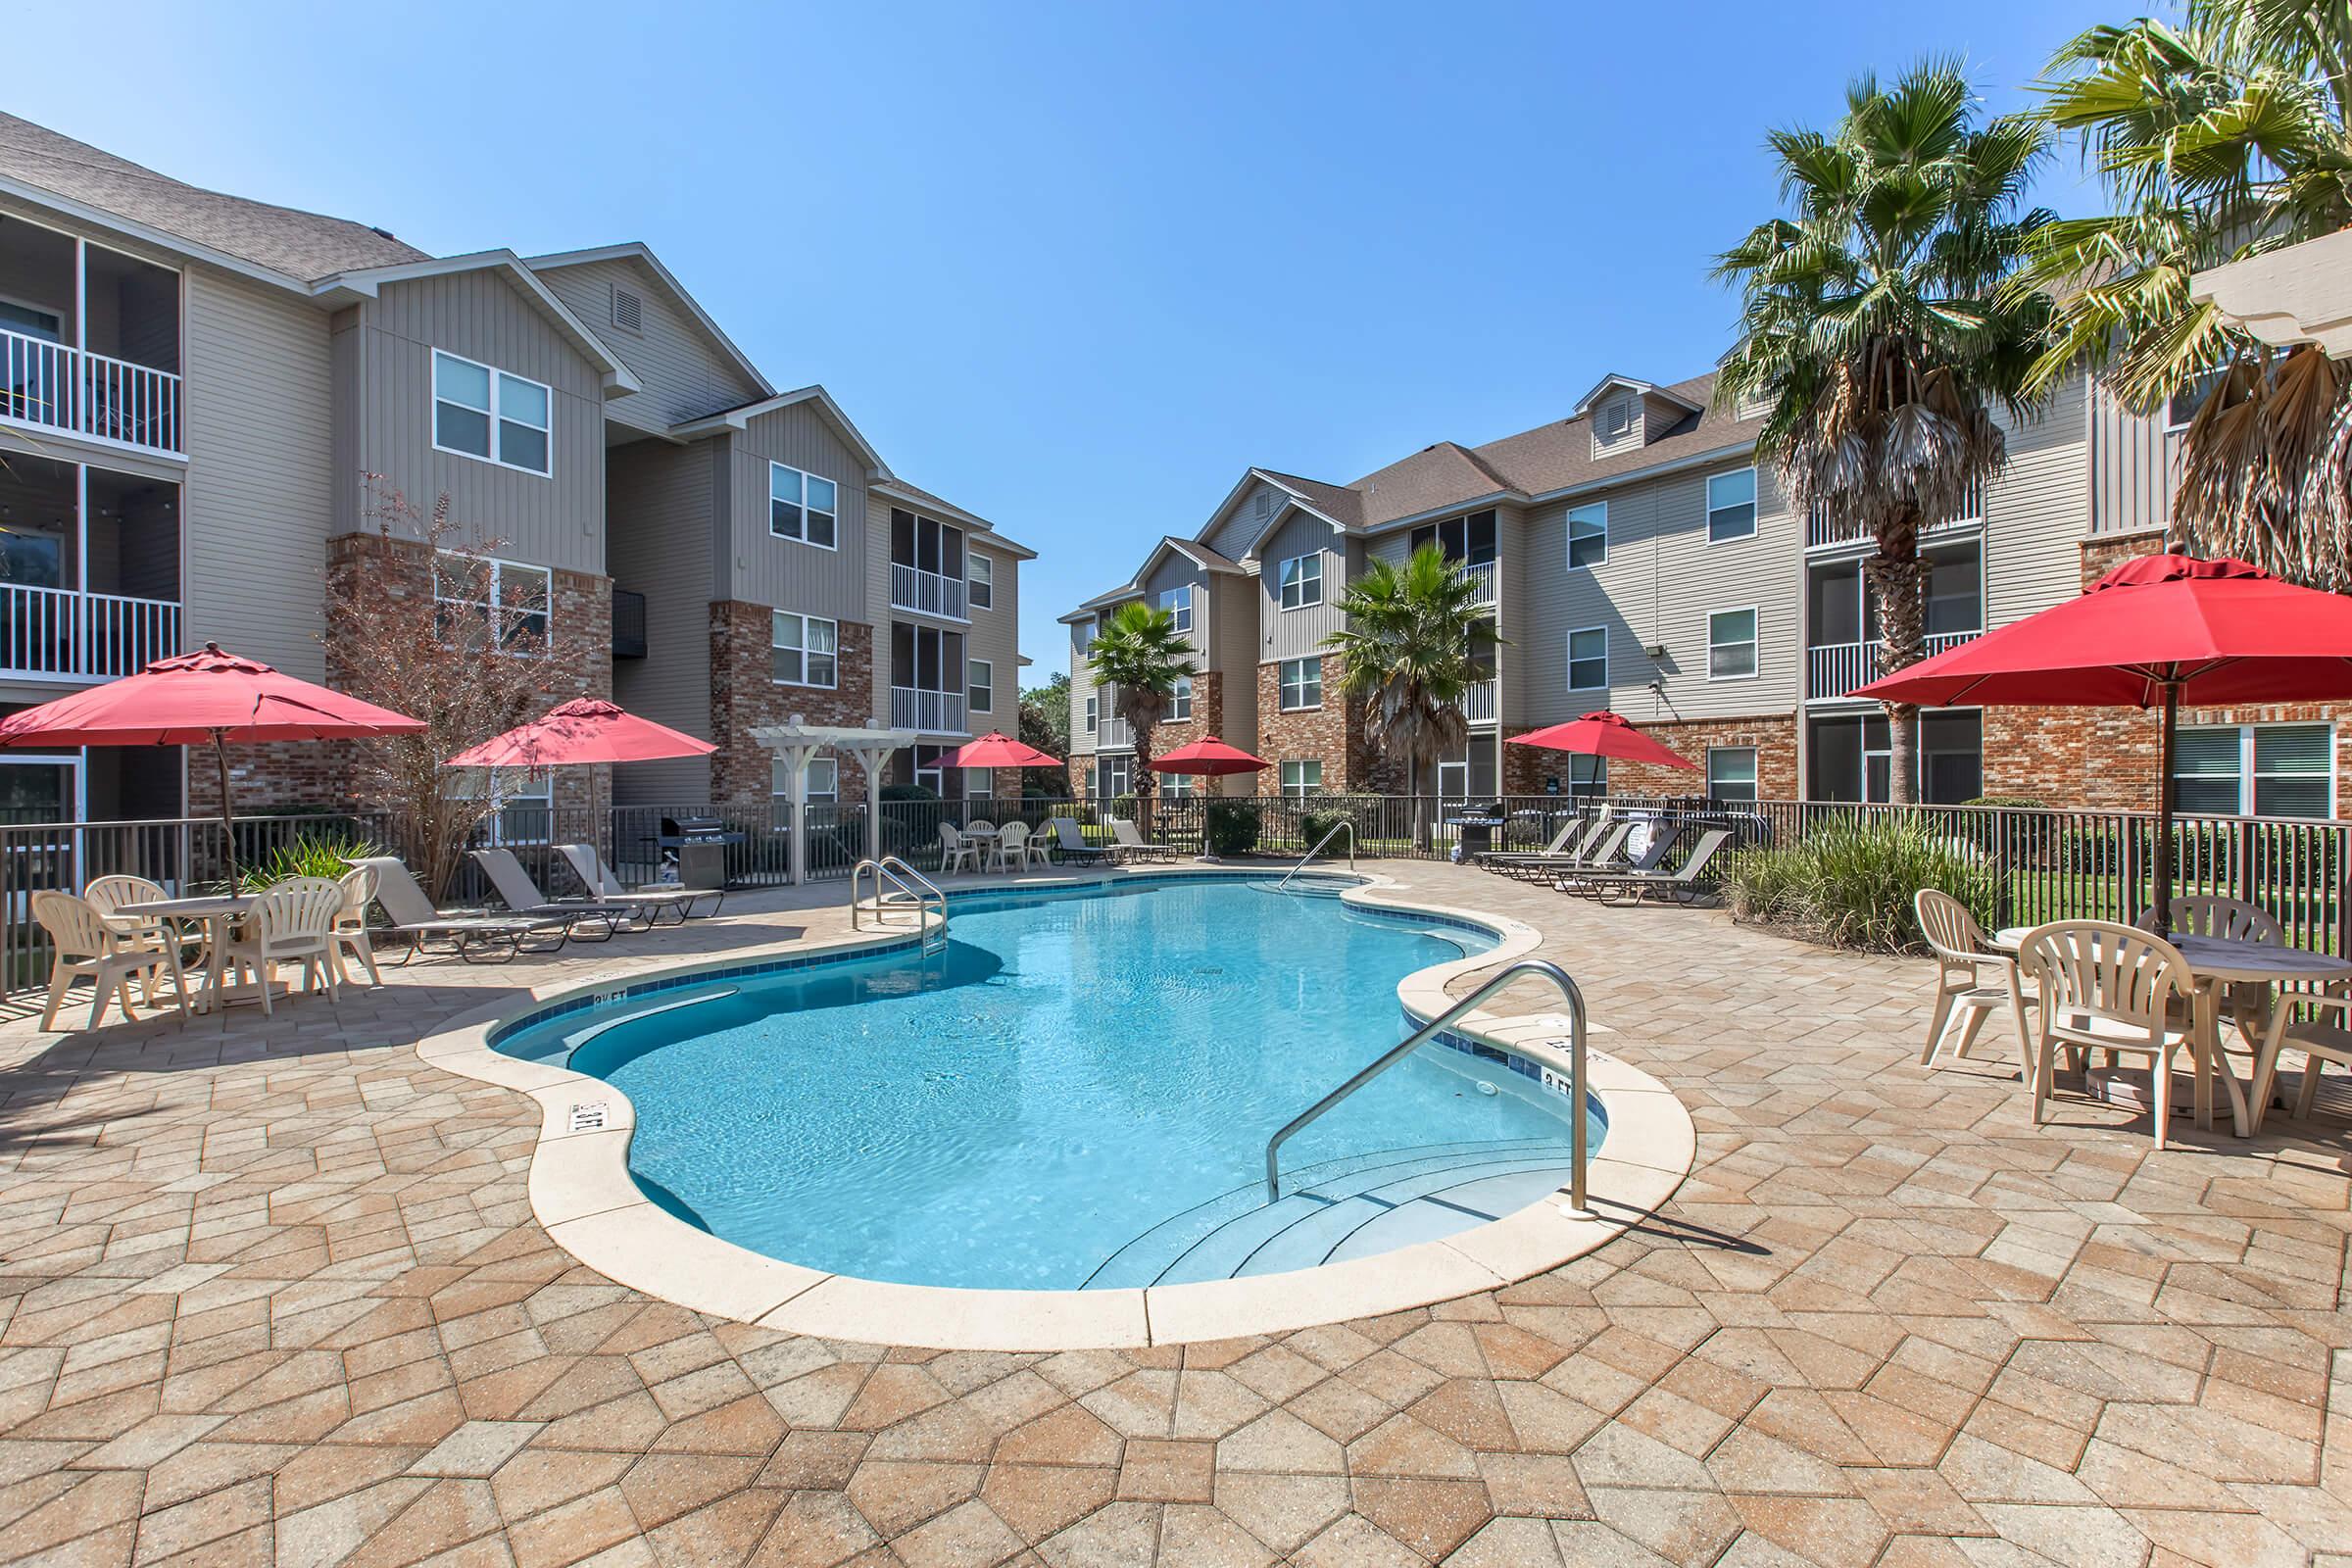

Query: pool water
[497,878,1601,1290]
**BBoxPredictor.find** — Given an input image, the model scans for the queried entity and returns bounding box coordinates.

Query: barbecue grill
[659,813,743,890]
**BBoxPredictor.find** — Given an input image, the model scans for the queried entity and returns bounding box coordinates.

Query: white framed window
[968,552,994,610]
[1074,616,1096,655]
[1279,657,1321,711]
[1084,695,1098,734]
[769,464,840,549]
[1566,502,1607,570]
[1708,607,1759,680]
[772,611,839,688]
[1093,753,1133,799]
[434,552,551,653]
[1280,759,1323,798]
[1566,755,1606,797]
[968,659,993,714]
[1707,747,1759,803]
[964,765,995,800]
[1567,626,1607,691]
[0,297,64,341]
[774,754,840,804]
[1162,769,1197,799]
[432,350,552,475]
[1168,674,1193,723]
[1706,467,1758,543]
[1160,583,1194,634]
[1278,552,1324,611]
[2175,722,2333,817]
[454,768,551,845]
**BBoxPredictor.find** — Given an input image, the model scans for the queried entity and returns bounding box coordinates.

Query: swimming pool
[494,876,1605,1292]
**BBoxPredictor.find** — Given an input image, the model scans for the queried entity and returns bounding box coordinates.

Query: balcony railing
[1807,479,1983,550]
[1462,678,1496,724]
[0,328,183,458]
[0,585,181,682]
[1455,559,1496,608]
[891,685,967,734]
[1806,628,1983,702]
[611,588,646,659]
[891,562,967,620]
[1098,713,1134,750]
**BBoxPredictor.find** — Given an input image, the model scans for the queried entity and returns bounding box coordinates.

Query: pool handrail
[1263,956,1592,1215]
[851,856,947,951]
[1275,819,1356,890]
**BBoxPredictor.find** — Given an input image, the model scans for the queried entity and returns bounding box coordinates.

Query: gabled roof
[524,242,773,401]
[311,251,639,393]
[1571,372,1703,418]
[1349,441,1522,530]
[1250,468,1362,529]
[1472,371,1755,499]
[670,385,890,474]
[0,111,425,283]
[872,477,1036,560]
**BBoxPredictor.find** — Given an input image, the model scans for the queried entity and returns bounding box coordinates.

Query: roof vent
[1254,489,1272,520]
[368,225,399,241]
[612,285,643,333]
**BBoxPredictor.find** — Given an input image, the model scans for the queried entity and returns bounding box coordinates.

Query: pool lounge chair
[352,857,571,963]
[1582,828,1734,906]
[1485,814,1619,881]
[1108,818,1176,863]
[1555,821,1684,897]
[468,848,636,941]
[557,843,722,923]
[1477,816,1580,871]
[1050,817,1116,865]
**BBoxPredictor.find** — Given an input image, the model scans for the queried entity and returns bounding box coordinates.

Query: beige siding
[335,270,607,577]
[1496,506,1535,724]
[1142,556,1208,670]
[1985,370,2092,629]
[1257,511,1348,662]
[1068,617,1101,758]
[182,266,333,679]
[1202,479,1291,563]
[532,256,762,431]
[1213,566,1258,753]
[862,491,892,724]
[964,546,1021,736]
[609,438,718,804]
[2088,381,2182,537]
[725,406,869,618]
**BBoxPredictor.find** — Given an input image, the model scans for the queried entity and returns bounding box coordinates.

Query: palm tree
[2020,1,2352,586]
[1716,60,2053,804]
[1087,601,1199,815]
[1323,544,1492,847]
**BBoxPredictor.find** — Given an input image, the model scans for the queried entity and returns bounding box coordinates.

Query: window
[968,552,994,610]
[1278,552,1323,611]
[775,754,839,804]
[432,351,551,475]
[1074,617,1096,655]
[0,299,63,341]
[1567,627,1608,691]
[1084,695,1098,734]
[1410,510,1497,564]
[1706,467,1757,542]
[454,769,550,845]
[1160,583,1194,634]
[2168,368,2226,431]
[1567,502,1607,570]
[1434,743,1497,803]
[1279,657,1321,711]
[964,766,995,801]
[1168,675,1192,723]
[1707,747,1759,803]
[968,659,993,714]
[1162,769,1197,799]
[2176,722,2333,817]
[770,464,839,549]
[1709,608,1758,679]
[1280,760,1323,798]
[1093,753,1133,799]
[912,744,953,797]
[1927,550,1983,637]
[1565,756,1606,798]
[772,612,839,688]
[434,553,550,653]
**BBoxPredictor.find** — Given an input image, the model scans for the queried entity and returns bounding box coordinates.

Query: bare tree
[325,479,559,897]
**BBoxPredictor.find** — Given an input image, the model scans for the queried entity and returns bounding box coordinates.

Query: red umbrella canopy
[1853,554,2352,709]
[944,731,1062,770]
[443,699,714,769]
[0,642,425,747]
[1506,710,1699,770]
[1151,735,1270,776]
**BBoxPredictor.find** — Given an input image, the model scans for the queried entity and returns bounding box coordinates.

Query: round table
[118,894,255,1014]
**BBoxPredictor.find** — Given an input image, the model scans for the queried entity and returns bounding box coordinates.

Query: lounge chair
[1528,822,1634,889]
[1555,821,1684,897]
[469,849,635,940]
[352,857,571,963]
[1050,816,1115,865]
[1582,828,1734,906]
[1485,815,1618,881]
[1108,818,1176,863]
[1478,817,1579,871]
[557,843,722,923]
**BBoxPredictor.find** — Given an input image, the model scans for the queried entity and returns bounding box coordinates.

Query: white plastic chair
[83,873,185,1004]
[939,822,981,875]
[2017,920,2197,1150]
[2249,992,2352,1133]
[332,864,383,987]
[1915,888,2037,1084]
[221,877,346,1015]
[32,890,187,1031]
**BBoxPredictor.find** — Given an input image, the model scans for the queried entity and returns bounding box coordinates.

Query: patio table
[119,894,255,1014]
[957,825,1000,872]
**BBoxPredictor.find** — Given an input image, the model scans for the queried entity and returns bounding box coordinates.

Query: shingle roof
[0,113,427,281]
[1349,441,1518,529]
[1469,371,1757,499]
[1253,468,1363,528]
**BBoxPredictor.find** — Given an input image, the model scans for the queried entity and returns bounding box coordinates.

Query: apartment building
[1066,364,2308,818]
[0,114,1029,827]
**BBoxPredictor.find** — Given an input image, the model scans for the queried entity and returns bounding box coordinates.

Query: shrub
[238,828,378,893]
[880,782,939,804]
[1298,806,1372,854]
[1204,799,1262,857]
[1962,795,2044,809]
[1722,817,2003,954]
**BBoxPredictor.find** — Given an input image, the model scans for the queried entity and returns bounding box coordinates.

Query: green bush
[238,828,378,893]
[1204,799,1262,857]
[880,782,939,804]
[1963,795,2044,810]
[1722,817,2003,954]
[1298,807,1370,853]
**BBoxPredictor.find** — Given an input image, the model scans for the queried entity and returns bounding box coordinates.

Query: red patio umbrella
[1507,710,1700,772]
[444,699,714,768]
[1854,553,2352,931]
[944,731,1062,771]
[0,642,426,884]
[1150,735,1270,776]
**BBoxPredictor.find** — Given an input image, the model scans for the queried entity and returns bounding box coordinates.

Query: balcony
[0,585,180,683]
[1461,678,1496,724]
[1807,479,1983,552]
[1454,559,1496,609]
[1098,713,1134,751]
[891,563,967,620]
[891,686,967,734]
[2,330,184,459]
[1807,629,1982,702]
[611,588,646,659]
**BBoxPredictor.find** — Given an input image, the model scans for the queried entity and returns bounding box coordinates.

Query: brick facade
[708,601,878,817]
[1505,714,1798,800]
[1254,656,1373,792]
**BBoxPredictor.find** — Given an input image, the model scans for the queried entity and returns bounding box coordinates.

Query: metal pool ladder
[1263,957,1592,1216]
[1275,819,1356,891]
[851,857,948,953]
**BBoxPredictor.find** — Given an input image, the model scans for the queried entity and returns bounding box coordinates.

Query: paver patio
[0,861,2346,1566]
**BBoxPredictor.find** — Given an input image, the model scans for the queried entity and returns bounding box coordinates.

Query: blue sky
[16,0,2131,678]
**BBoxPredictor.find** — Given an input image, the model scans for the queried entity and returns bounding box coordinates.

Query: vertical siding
[1257,511,1348,662]
[531,256,763,430]
[2088,381,2182,537]
[608,438,718,804]
[339,270,607,577]
[181,267,333,679]
[726,405,869,617]
[1985,369,2092,628]
[1215,567,1257,751]
[1142,556,1208,663]
[1202,479,1290,563]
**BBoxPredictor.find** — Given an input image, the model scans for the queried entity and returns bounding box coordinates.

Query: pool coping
[412,865,1696,1351]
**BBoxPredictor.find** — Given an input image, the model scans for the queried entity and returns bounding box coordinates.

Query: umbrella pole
[2152,684,2179,937]
[211,729,240,891]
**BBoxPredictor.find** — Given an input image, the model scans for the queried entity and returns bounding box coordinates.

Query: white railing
[890,685,967,734]
[890,562,967,620]
[1462,678,1496,723]
[1098,713,1134,750]
[1807,480,1984,550]
[0,328,183,457]
[1806,628,1984,701]
[1455,559,1496,608]
[0,585,181,682]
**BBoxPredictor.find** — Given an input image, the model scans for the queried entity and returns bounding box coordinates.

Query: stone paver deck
[1,861,2347,1567]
